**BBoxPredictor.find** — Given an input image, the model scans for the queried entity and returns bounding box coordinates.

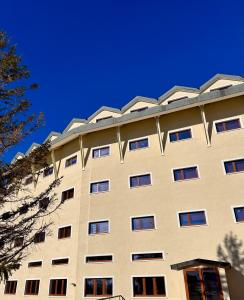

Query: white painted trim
[48,277,68,298]
[84,253,114,264]
[168,126,193,143]
[87,219,110,236]
[231,205,244,223]
[57,224,72,239]
[82,276,114,298]
[89,179,110,194]
[221,157,244,175]
[128,136,150,151]
[213,115,243,134]
[131,274,168,298]
[176,209,209,228]
[171,165,200,182]
[91,144,111,159]
[130,251,164,262]
[130,214,157,231]
[128,172,153,189]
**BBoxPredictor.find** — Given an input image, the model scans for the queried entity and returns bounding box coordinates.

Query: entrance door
[184,268,224,300]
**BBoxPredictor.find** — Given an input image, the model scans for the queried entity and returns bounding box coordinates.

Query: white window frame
[83,276,114,298]
[130,214,157,232]
[222,157,244,175]
[171,165,200,182]
[89,179,110,194]
[48,277,68,297]
[131,274,168,298]
[91,145,111,159]
[231,205,244,224]
[84,253,114,264]
[128,136,150,151]
[214,116,243,134]
[88,219,110,236]
[177,209,208,228]
[130,251,164,262]
[128,172,153,189]
[65,154,78,168]
[57,224,72,239]
[23,278,41,296]
[168,126,193,143]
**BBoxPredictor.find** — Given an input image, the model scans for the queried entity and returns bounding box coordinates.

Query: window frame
[131,275,167,298]
[4,280,18,295]
[43,166,54,178]
[222,157,244,175]
[91,145,111,159]
[28,260,43,268]
[130,215,157,232]
[168,127,193,143]
[128,137,150,151]
[48,277,68,297]
[51,257,70,266]
[61,187,75,202]
[83,276,114,298]
[88,219,110,236]
[214,116,243,134]
[129,172,152,189]
[231,205,244,223]
[131,251,164,262]
[177,209,208,228]
[57,225,72,239]
[24,278,40,296]
[172,165,200,182]
[89,180,110,194]
[33,231,46,244]
[65,155,77,168]
[85,254,114,264]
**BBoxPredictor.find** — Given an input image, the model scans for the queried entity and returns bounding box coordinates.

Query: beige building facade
[1,74,244,300]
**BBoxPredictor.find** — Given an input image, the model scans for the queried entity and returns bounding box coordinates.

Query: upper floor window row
[215,118,241,133]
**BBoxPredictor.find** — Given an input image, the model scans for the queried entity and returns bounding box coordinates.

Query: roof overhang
[171,258,231,270]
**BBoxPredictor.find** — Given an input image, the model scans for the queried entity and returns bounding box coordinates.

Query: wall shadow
[217,231,244,299]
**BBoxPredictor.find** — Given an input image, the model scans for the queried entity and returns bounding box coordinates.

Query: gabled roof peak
[88,106,121,122]
[44,131,61,143]
[121,96,158,112]
[63,118,87,133]
[159,85,199,103]
[25,143,40,155]
[11,152,25,164]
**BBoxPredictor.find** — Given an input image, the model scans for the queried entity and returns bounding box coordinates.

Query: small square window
[130,174,151,188]
[132,216,155,231]
[233,207,244,222]
[65,155,77,167]
[90,181,109,193]
[173,167,199,181]
[179,211,207,226]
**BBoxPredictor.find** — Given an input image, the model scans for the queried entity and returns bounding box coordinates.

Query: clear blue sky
[2,0,244,161]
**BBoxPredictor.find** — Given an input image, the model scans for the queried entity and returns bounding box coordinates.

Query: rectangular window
[233,207,244,222]
[49,279,67,296]
[132,252,163,261]
[34,231,45,244]
[65,155,77,167]
[58,226,71,239]
[14,237,24,247]
[88,221,109,235]
[179,211,207,226]
[224,159,244,174]
[173,166,199,181]
[61,188,74,202]
[39,197,49,210]
[130,107,148,113]
[169,129,192,142]
[92,146,110,158]
[28,261,42,268]
[215,118,241,133]
[4,281,17,294]
[132,216,155,231]
[96,116,112,123]
[90,180,109,193]
[43,166,53,177]
[86,255,113,263]
[52,258,69,265]
[85,278,113,297]
[129,138,149,151]
[24,280,40,295]
[133,276,166,297]
[130,174,151,188]
[24,176,33,185]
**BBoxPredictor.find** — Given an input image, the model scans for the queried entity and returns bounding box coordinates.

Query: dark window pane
[216,119,240,132]
[174,169,182,181]
[224,159,244,174]
[129,138,149,150]
[28,261,42,268]
[130,174,151,187]
[100,147,109,156]
[170,129,192,142]
[93,149,99,158]
[234,207,244,222]
[58,226,71,239]
[131,106,148,113]
[34,231,45,243]
[96,279,103,295]
[85,279,93,296]
[132,253,163,261]
[132,216,155,230]
[186,272,203,299]
[235,160,244,172]
[62,188,74,201]
[43,166,53,177]
[133,278,143,296]
[5,281,17,294]
[145,277,154,295]
[169,132,177,142]
[52,258,69,265]
[224,161,234,173]
[39,197,49,210]
[86,255,113,263]
[65,155,77,167]
[90,181,109,193]
[89,221,108,234]
[179,211,206,226]
[96,116,112,123]
[184,167,198,179]
[216,123,225,133]
[155,277,166,295]
[179,213,189,226]
[106,278,113,295]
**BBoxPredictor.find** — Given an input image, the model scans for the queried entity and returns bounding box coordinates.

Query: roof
[121,96,158,112]
[170,258,231,270]
[44,131,61,142]
[158,86,199,103]
[200,74,244,92]
[25,143,40,155]
[87,106,121,122]
[63,118,87,133]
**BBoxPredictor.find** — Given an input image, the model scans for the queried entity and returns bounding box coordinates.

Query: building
[1,73,244,300]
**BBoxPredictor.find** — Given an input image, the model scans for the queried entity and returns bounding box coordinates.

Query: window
[168,96,188,104]
[132,216,155,231]
[24,280,40,295]
[28,261,42,268]
[132,252,163,261]
[133,276,166,297]
[173,166,199,181]
[129,138,149,150]
[233,207,244,222]
[61,188,74,202]
[24,176,33,185]
[4,281,17,294]
[39,197,49,210]
[52,258,69,265]
[86,255,113,263]
[130,107,148,113]
[224,159,244,174]
[14,237,24,247]
[179,211,207,226]
[49,279,67,296]
[88,221,109,235]
[169,129,192,142]
[215,118,241,133]
[65,155,77,167]
[34,231,45,243]
[85,278,113,297]
[90,180,109,193]
[130,174,151,188]
[58,226,71,239]
[96,116,112,123]
[43,166,53,177]
[92,146,110,158]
